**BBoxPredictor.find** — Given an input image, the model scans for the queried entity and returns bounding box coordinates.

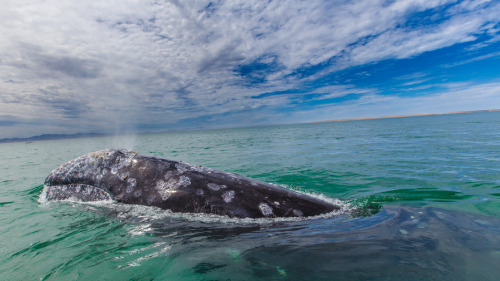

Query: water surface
[1,111,499,280]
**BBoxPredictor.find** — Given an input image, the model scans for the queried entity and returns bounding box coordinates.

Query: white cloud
[309,85,375,100]
[287,81,500,123]
[348,1,499,64]
[441,51,500,67]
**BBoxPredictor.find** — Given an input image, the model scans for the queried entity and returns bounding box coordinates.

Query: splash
[39,188,353,225]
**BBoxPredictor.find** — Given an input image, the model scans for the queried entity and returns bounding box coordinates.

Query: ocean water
[1,111,500,280]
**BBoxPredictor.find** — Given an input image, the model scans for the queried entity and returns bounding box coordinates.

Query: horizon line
[2,109,499,143]
[312,109,500,124]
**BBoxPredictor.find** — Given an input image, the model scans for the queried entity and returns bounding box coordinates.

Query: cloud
[0,0,499,138]
[35,54,102,79]
[285,81,500,123]
[37,88,91,118]
[441,51,500,67]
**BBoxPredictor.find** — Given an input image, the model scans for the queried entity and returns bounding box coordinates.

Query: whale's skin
[42,149,339,218]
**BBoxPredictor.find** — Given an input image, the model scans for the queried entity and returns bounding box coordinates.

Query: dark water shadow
[235,206,500,280]
[37,197,500,280]
[122,205,500,280]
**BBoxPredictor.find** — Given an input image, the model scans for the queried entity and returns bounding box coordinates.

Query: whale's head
[41,149,136,202]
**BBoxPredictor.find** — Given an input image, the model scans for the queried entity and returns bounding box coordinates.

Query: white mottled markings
[157,176,191,190]
[179,176,191,186]
[156,176,191,201]
[292,209,304,217]
[157,180,168,189]
[175,163,188,174]
[127,178,137,187]
[43,184,112,201]
[126,178,137,193]
[122,157,132,167]
[222,190,235,203]
[258,203,273,216]
[207,183,226,191]
[164,170,174,179]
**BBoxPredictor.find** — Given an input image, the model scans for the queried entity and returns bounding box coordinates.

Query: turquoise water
[1,111,500,280]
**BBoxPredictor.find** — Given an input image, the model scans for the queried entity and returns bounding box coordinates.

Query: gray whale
[42,149,339,218]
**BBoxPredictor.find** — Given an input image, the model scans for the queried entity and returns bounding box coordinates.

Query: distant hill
[0,132,111,143]
[313,109,500,123]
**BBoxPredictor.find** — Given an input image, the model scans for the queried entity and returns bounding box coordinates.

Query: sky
[1,0,500,138]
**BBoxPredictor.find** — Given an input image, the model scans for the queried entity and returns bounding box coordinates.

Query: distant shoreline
[313,109,500,123]
[0,132,113,144]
